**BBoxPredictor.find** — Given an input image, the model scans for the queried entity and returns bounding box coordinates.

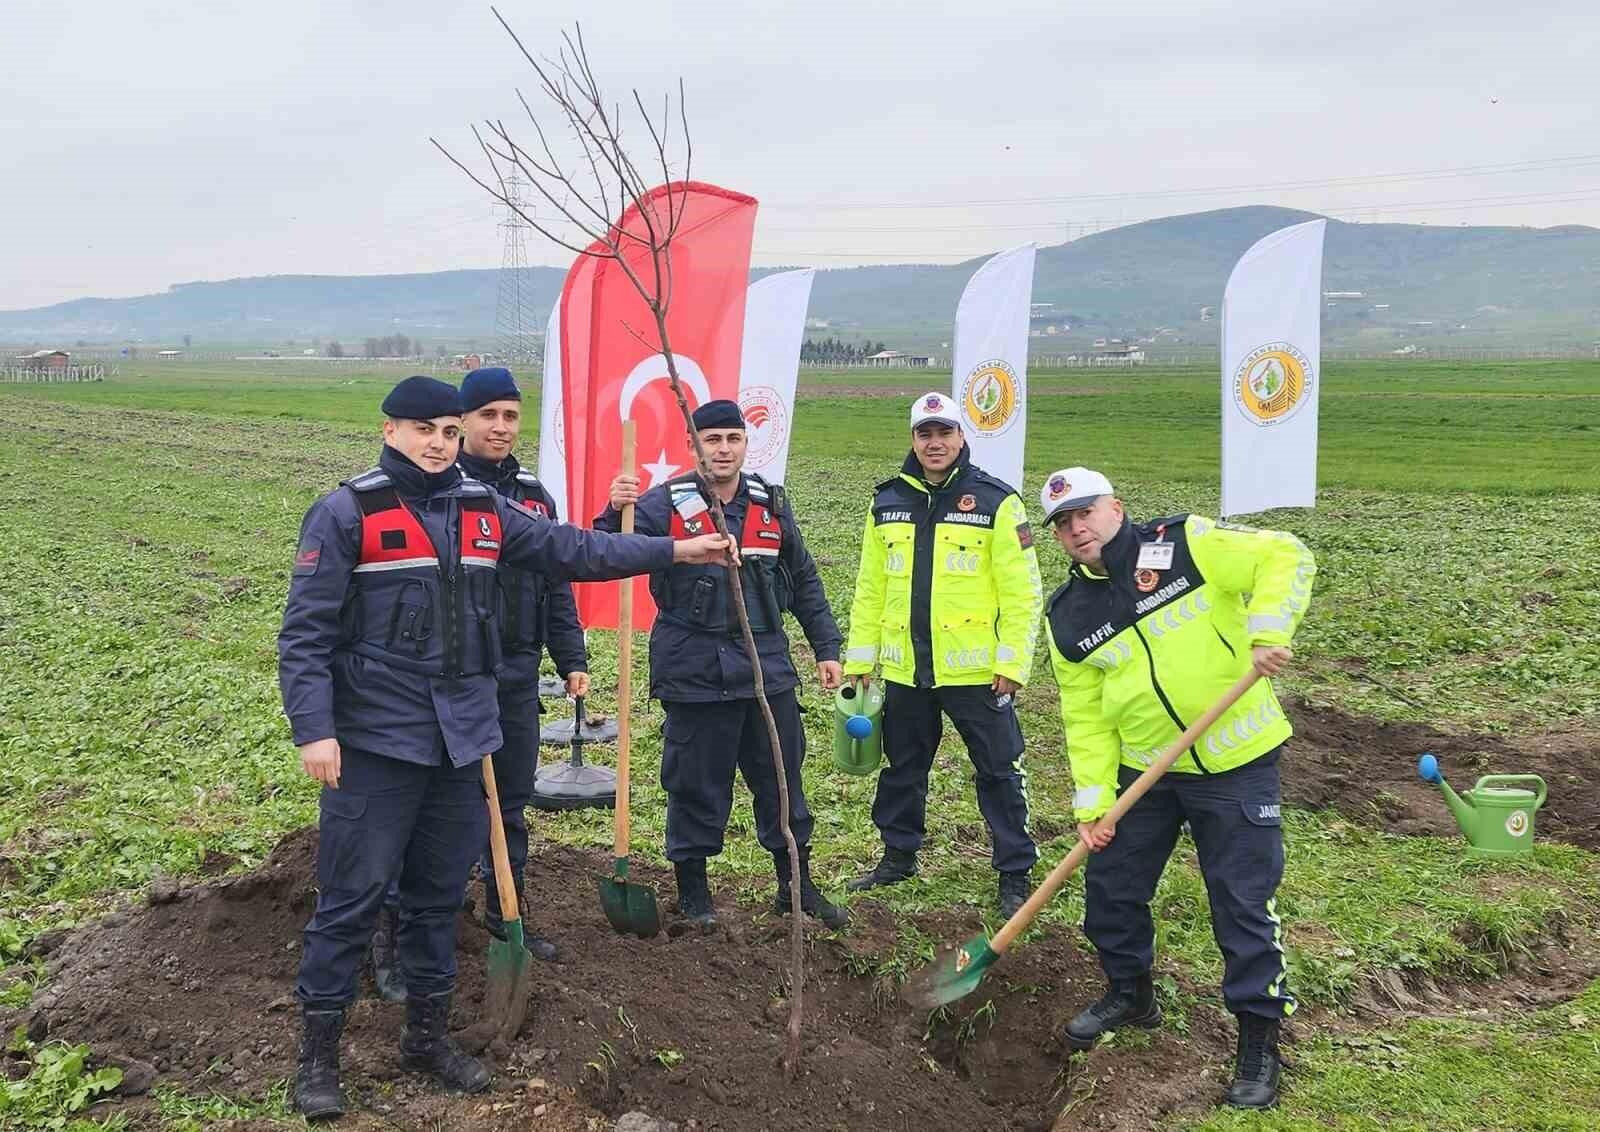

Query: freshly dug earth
[11,831,1239,1131]
[1283,699,1600,849]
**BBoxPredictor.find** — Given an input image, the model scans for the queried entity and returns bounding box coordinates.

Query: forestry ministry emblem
[960,359,1020,437]
[1232,342,1314,426]
[737,384,789,471]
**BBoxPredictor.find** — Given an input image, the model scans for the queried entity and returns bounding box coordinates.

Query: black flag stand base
[532,695,618,812]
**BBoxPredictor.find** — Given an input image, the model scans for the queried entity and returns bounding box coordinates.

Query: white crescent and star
[618,353,712,486]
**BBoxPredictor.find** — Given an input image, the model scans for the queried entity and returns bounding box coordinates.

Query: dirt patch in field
[9,830,1245,1131]
[1282,699,1600,850]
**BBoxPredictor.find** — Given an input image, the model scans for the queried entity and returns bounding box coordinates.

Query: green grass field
[2,359,1597,1129]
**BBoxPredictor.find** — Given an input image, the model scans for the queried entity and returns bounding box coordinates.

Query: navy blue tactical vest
[657,474,791,635]
[343,468,504,676]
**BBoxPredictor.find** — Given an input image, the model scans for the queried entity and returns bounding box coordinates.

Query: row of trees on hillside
[799,337,888,363]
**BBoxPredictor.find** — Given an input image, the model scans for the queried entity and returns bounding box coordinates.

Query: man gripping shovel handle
[902,668,1263,1009]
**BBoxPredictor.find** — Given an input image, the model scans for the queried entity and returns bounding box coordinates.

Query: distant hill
[4,206,1597,348]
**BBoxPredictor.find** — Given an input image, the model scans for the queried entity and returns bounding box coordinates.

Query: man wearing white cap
[1038,466,1316,1110]
[842,392,1043,917]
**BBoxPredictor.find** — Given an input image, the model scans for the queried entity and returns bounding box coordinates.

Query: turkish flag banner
[563,182,759,630]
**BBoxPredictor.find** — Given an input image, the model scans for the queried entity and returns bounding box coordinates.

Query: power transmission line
[494,176,538,365]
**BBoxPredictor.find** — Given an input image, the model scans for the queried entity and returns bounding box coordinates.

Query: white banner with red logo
[1220,218,1325,517]
[737,269,813,485]
[535,299,566,517]
[951,243,1036,492]
[561,183,759,630]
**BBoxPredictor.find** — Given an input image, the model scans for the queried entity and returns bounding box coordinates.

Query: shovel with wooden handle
[480,754,533,1041]
[902,669,1264,1009]
[597,421,662,939]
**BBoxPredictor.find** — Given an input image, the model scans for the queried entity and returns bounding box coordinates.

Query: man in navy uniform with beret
[457,365,587,962]
[598,399,848,931]
[278,375,732,1120]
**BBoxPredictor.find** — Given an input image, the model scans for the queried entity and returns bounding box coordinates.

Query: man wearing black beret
[457,366,587,963]
[278,376,733,1118]
[597,399,849,931]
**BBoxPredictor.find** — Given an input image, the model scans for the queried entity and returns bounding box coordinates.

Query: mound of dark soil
[1283,700,1600,849]
[10,831,1242,1131]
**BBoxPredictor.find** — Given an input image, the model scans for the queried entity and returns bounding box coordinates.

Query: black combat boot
[1225,1013,1282,1109]
[773,850,850,929]
[997,871,1031,919]
[1063,973,1162,1049]
[369,904,407,1003]
[846,847,918,891]
[293,1007,348,1120]
[673,858,717,927]
[397,992,491,1093]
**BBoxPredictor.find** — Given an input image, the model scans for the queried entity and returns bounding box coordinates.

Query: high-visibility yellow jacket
[1046,514,1315,822]
[844,452,1043,687]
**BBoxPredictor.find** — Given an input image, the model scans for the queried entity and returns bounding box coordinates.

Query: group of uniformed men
[278,372,1315,1119]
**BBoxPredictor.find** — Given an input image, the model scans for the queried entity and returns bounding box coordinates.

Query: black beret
[691,398,745,431]
[461,367,522,413]
[381,375,461,420]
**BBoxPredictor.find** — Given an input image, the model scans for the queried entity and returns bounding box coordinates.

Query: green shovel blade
[483,917,532,1042]
[598,859,661,940]
[901,933,999,1010]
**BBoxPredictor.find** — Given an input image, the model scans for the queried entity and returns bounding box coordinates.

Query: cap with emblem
[910,391,961,431]
[381,375,461,421]
[691,398,745,431]
[1039,466,1114,525]
[460,366,521,413]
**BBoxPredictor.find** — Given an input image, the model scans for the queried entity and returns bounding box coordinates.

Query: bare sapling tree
[432,9,811,1076]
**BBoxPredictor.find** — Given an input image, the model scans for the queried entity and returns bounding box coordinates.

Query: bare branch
[439,18,803,1069]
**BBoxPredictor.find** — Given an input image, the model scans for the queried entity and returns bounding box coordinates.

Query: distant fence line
[1,364,115,382]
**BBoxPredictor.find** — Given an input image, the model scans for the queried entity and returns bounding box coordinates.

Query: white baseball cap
[1039,466,1114,524]
[910,391,962,431]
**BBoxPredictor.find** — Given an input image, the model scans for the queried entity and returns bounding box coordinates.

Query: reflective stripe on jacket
[843,451,1042,687]
[1046,514,1315,821]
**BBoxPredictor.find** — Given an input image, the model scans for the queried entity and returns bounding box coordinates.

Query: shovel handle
[990,668,1262,956]
[481,755,521,924]
[613,421,636,861]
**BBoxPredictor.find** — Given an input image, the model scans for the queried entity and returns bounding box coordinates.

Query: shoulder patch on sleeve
[293,540,322,576]
[1016,521,1034,549]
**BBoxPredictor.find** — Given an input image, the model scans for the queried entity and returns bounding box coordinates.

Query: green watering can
[832,680,885,776]
[1417,753,1547,859]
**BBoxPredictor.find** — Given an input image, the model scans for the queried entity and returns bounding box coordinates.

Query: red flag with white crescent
[563,182,759,630]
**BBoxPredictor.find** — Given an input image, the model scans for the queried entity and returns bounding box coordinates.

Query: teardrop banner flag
[951,244,1036,492]
[535,299,567,518]
[737,268,814,485]
[564,182,759,630]
[1220,218,1326,517]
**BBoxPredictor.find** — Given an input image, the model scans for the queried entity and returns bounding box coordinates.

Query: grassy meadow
[1,358,1598,1129]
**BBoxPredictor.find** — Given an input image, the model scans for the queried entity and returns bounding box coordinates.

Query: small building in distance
[865,350,931,368]
[16,349,69,371]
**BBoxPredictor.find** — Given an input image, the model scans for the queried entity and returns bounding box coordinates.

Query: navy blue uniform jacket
[279,447,673,766]
[595,473,841,703]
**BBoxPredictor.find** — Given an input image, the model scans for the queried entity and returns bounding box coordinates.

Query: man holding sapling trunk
[276,375,732,1120]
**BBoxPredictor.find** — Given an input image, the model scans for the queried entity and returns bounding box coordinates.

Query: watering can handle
[1474,774,1548,809]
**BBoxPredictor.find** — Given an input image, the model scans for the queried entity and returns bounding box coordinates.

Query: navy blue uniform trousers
[478,685,541,932]
[1084,746,1295,1019]
[297,747,486,1008]
[660,690,813,862]
[872,682,1037,875]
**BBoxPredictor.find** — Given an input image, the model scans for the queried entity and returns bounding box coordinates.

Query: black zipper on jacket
[444,498,463,677]
[1130,619,1211,773]
[909,488,937,687]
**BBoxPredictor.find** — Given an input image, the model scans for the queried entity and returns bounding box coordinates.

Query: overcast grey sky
[4,0,1597,309]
